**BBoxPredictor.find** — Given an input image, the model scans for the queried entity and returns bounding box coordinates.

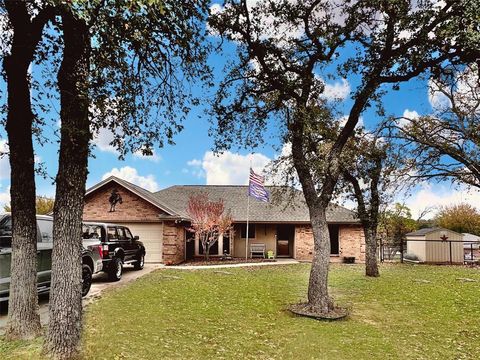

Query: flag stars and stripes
[248,168,269,202]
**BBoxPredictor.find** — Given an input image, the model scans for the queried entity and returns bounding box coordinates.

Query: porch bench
[250,243,266,258]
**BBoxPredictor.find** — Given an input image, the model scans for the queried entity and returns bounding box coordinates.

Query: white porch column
[218,233,223,255]
[194,235,200,256]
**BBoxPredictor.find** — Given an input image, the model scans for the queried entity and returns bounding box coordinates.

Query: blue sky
[0,7,478,219]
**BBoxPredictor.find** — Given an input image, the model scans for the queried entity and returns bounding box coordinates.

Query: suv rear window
[82,224,104,241]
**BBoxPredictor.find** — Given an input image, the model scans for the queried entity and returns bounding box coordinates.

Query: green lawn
[2,263,480,359]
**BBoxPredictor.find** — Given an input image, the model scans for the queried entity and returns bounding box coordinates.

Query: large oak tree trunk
[342,166,381,278]
[290,116,335,313]
[307,208,334,312]
[3,2,52,340]
[45,9,90,359]
[4,55,40,338]
[364,226,379,277]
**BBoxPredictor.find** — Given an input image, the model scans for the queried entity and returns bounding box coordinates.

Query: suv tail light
[96,244,109,258]
[102,244,109,257]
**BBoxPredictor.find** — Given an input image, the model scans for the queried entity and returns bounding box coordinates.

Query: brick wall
[339,225,365,262]
[294,225,314,260]
[294,224,365,263]
[162,221,185,264]
[83,183,165,222]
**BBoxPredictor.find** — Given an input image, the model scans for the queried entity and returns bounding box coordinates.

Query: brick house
[83,176,365,264]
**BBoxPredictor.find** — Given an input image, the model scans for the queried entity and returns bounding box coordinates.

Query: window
[117,227,132,241]
[328,224,339,255]
[240,224,255,239]
[107,227,117,240]
[38,219,53,243]
[82,224,103,241]
[124,228,133,240]
[117,227,126,240]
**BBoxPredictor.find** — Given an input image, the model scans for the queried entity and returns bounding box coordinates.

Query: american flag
[248,168,269,202]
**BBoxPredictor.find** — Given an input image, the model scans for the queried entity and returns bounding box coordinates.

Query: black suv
[82,222,146,281]
[0,214,103,301]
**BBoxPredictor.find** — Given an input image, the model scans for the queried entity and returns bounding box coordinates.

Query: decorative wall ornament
[109,188,123,212]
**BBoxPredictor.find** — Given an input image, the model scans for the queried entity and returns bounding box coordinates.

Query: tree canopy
[435,203,480,235]
[3,196,54,215]
[395,63,480,189]
[209,0,476,315]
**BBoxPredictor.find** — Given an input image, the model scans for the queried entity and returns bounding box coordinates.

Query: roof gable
[85,176,177,216]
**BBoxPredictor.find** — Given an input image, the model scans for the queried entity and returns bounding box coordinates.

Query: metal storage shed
[405,227,464,264]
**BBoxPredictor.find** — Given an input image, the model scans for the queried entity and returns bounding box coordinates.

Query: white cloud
[132,148,161,163]
[404,183,480,219]
[428,78,451,110]
[403,109,420,119]
[187,150,271,185]
[186,144,296,186]
[322,78,351,101]
[0,186,10,213]
[428,63,479,114]
[0,140,9,180]
[398,109,420,127]
[102,166,159,192]
[337,115,364,129]
[92,127,119,154]
[187,159,202,167]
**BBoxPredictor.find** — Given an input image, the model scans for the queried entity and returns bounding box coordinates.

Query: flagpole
[246,191,250,261]
[246,161,252,261]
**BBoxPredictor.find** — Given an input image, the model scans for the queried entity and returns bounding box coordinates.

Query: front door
[276,225,294,257]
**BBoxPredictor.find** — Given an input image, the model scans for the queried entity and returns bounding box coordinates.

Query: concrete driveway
[0,263,162,335]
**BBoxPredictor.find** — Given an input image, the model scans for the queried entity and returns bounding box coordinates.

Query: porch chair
[267,250,275,259]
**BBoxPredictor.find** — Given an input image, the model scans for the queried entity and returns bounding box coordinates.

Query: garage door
[120,223,163,263]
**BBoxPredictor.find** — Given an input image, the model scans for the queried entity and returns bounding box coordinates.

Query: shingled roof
[154,185,359,224]
[405,227,452,237]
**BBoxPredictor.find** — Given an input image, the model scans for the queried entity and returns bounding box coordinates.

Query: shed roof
[405,227,461,237]
[463,233,480,242]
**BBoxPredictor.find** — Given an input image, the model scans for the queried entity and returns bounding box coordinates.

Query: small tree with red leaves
[186,192,233,260]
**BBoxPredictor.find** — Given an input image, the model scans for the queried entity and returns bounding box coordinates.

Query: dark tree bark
[290,114,335,313]
[364,227,379,277]
[45,8,90,359]
[3,2,53,340]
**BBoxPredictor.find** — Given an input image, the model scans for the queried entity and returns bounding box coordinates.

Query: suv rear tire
[82,264,93,297]
[133,253,145,270]
[108,258,123,282]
